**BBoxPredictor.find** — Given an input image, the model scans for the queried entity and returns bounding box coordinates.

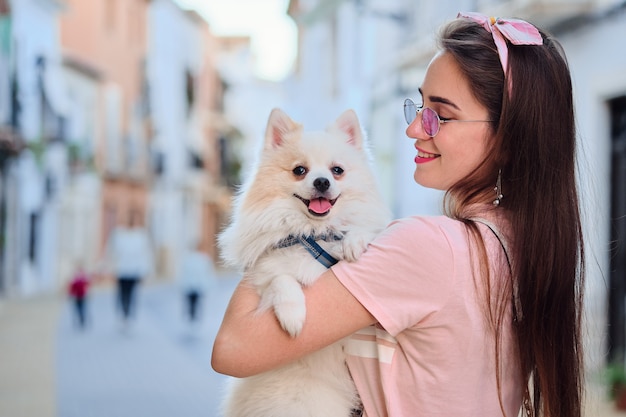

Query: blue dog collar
[275,233,343,268]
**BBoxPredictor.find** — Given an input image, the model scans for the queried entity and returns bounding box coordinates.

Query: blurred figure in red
[68,262,90,330]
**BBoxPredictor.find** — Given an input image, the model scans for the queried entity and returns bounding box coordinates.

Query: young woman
[212,12,585,417]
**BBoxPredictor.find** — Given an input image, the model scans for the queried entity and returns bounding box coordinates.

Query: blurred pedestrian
[68,262,90,330]
[178,243,217,328]
[104,210,154,331]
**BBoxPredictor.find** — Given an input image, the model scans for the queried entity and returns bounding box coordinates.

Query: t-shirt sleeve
[331,216,458,336]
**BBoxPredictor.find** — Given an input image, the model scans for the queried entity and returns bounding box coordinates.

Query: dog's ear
[264,108,300,149]
[332,110,363,148]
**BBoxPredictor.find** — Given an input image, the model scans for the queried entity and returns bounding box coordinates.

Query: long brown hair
[438,18,585,417]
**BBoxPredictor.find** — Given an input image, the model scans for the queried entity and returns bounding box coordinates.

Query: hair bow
[457,12,543,93]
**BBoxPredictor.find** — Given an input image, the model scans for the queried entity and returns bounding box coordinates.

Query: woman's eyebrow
[418,87,461,110]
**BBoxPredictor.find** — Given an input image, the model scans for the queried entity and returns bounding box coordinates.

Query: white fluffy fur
[218,108,390,417]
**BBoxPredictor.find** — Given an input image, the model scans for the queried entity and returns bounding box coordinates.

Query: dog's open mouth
[294,194,339,217]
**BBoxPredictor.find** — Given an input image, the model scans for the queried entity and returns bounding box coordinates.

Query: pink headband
[457,12,543,93]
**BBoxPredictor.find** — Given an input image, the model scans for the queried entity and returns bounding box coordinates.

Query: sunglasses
[403,98,493,138]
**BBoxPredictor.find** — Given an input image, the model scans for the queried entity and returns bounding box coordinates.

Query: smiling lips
[415,148,440,164]
[294,194,338,216]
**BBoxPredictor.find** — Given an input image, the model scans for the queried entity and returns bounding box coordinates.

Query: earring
[493,169,503,206]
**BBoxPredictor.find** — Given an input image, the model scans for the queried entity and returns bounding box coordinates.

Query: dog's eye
[292,166,307,176]
[332,166,344,176]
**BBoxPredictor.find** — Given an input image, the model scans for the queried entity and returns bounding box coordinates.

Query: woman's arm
[211,268,376,377]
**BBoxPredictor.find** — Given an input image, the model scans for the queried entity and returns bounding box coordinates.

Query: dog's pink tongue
[309,198,332,214]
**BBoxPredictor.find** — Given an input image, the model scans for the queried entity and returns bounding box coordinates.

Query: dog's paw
[342,235,370,262]
[262,274,307,337]
[274,301,306,337]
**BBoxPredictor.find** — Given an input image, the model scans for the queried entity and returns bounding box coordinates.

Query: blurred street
[0,270,239,417]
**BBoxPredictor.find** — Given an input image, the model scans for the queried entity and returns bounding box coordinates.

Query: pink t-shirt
[331,215,522,417]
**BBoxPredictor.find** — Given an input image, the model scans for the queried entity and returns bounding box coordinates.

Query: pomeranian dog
[218,108,390,417]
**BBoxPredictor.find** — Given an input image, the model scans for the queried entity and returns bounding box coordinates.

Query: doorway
[608,95,626,363]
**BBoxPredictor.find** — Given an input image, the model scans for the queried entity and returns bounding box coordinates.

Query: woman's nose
[405,114,432,141]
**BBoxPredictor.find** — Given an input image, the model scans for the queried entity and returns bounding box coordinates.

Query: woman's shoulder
[388,215,467,237]
[390,207,509,238]
[375,215,470,258]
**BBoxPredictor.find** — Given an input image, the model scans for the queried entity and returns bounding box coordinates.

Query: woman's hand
[211,268,376,377]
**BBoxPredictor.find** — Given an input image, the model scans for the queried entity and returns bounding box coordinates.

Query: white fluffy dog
[218,108,390,417]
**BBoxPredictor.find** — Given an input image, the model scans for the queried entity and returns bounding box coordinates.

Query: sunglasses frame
[404,98,494,138]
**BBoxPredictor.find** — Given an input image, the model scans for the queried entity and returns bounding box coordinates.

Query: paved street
[1,268,625,417]
[55,272,239,417]
[0,270,239,417]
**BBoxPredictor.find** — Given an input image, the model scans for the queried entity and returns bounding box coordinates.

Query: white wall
[11,0,67,295]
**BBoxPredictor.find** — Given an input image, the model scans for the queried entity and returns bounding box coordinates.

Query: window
[608,95,626,363]
[28,212,39,262]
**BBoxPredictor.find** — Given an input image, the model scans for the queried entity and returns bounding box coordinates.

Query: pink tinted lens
[422,108,440,137]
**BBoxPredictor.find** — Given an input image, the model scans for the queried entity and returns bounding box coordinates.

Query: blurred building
[60,0,153,283]
[146,0,231,277]
[286,0,625,390]
[0,0,69,296]
[217,35,288,179]
[0,0,248,297]
[0,0,22,296]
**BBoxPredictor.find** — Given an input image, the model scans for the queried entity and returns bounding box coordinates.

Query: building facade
[147,0,231,276]
[0,0,240,296]
[59,0,153,283]
[3,0,68,296]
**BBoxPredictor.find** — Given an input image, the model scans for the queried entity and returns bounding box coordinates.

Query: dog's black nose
[314,177,330,192]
